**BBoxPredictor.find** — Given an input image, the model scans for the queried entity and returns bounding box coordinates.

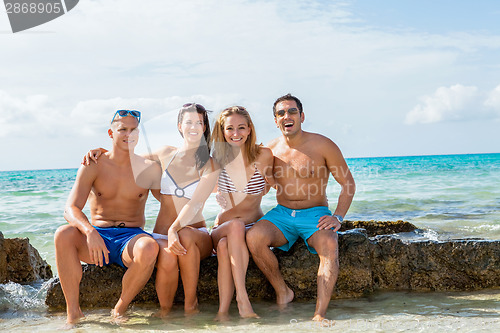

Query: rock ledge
[45,221,500,309]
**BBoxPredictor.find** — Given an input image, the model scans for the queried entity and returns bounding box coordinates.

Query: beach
[1,153,499,331]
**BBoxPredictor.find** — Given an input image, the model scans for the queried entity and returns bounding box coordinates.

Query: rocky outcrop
[46,229,371,309]
[340,220,417,236]
[45,221,500,309]
[0,231,53,283]
[371,235,500,291]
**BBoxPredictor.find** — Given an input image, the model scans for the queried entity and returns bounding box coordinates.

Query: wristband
[333,214,344,223]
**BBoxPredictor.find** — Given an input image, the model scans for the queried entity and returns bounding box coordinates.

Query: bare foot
[236,296,260,319]
[152,307,172,318]
[184,301,200,316]
[214,311,230,322]
[61,322,77,330]
[312,313,325,321]
[111,309,129,325]
[64,308,84,328]
[276,287,294,309]
[185,307,200,316]
[312,314,335,327]
[240,311,260,319]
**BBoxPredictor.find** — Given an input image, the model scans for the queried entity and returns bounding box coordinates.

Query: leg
[306,230,339,321]
[214,237,233,320]
[218,220,258,318]
[154,238,179,317]
[113,234,159,317]
[246,220,294,305]
[54,225,93,326]
[177,227,213,314]
[212,220,259,318]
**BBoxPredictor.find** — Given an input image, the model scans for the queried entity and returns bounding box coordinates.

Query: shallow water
[1,286,499,332]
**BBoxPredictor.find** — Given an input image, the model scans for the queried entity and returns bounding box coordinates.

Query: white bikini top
[160,152,200,200]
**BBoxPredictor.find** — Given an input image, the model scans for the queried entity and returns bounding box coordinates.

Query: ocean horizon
[2,151,498,173]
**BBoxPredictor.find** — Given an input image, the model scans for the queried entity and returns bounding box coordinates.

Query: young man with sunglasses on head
[246,94,356,322]
[54,110,162,327]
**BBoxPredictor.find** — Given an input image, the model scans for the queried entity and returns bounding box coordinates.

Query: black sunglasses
[275,107,299,117]
[182,103,207,112]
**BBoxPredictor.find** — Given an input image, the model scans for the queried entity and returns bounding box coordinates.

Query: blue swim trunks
[257,205,332,254]
[94,226,151,268]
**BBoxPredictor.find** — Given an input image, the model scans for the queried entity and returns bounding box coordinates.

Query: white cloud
[0,89,265,154]
[0,90,63,138]
[405,84,479,124]
[3,0,500,100]
[484,85,500,110]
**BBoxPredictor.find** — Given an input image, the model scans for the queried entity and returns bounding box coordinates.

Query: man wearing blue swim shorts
[247,94,356,322]
[54,110,162,327]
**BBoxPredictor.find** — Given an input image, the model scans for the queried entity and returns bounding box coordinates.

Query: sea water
[0,153,499,331]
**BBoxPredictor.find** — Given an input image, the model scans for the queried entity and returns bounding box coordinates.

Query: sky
[1,0,499,171]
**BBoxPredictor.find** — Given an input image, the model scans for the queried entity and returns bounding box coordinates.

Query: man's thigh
[250,219,289,248]
[306,229,338,256]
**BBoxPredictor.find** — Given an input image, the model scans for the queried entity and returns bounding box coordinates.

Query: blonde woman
[211,106,273,320]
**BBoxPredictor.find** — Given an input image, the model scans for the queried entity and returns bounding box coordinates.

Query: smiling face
[178,111,206,145]
[223,114,251,148]
[109,116,140,151]
[274,99,304,137]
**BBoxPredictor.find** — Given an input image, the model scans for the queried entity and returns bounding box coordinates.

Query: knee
[216,237,229,257]
[326,237,338,254]
[178,229,196,249]
[246,228,266,253]
[226,220,245,238]
[317,234,338,256]
[135,237,159,265]
[157,248,178,272]
[54,225,79,247]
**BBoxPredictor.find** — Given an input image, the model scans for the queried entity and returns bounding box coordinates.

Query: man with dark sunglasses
[54,110,161,327]
[247,94,356,322]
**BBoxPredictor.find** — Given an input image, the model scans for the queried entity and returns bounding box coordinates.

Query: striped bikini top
[218,164,266,195]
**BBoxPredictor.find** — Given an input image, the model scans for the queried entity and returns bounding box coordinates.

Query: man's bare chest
[273,149,327,180]
[92,170,147,200]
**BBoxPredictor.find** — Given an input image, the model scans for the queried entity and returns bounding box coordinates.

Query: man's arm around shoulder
[143,159,163,201]
[259,146,275,192]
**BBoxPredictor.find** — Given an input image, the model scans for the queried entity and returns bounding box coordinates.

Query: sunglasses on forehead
[111,110,141,124]
[182,103,208,112]
[275,107,299,117]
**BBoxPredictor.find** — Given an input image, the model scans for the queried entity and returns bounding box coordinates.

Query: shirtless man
[246,94,356,321]
[54,110,162,326]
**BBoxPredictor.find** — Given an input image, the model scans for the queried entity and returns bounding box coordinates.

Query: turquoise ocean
[1,153,499,331]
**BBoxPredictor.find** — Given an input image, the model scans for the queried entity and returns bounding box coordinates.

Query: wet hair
[212,106,260,166]
[272,93,303,117]
[178,103,211,170]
